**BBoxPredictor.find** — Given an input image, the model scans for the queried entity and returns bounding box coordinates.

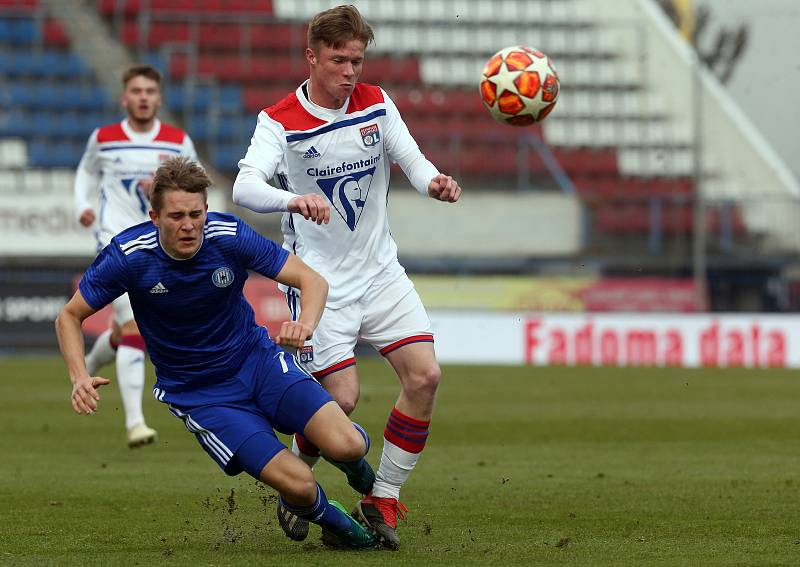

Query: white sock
[292,435,321,469]
[116,344,146,430]
[85,329,116,375]
[371,440,420,500]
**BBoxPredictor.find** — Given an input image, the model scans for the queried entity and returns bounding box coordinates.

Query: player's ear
[305,47,316,65]
[148,209,159,226]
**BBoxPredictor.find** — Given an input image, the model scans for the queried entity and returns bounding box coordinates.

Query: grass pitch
[2,356,800,566]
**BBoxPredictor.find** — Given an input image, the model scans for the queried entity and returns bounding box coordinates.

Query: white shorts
[112,293,135,326]
[286,270,433,378]
[97,229,135,326]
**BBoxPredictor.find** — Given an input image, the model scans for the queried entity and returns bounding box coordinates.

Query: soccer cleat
[353,495,408,550]
[321,453,376,495]
[276,499,309,542]
[127,422,157,448]
[320,500,378,550]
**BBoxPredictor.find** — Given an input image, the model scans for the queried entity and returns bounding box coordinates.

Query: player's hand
[79,208,96,227]
[274,321,313,349]
[71,375,111,415]
[288,195,330,225]
[428,174,462,203]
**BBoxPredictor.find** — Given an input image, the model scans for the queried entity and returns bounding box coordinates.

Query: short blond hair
[150,157,211,212]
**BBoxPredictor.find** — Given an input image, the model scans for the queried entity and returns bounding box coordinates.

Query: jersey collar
[296,80,348,121]
[157,228,205,262]
[121,117,162,143]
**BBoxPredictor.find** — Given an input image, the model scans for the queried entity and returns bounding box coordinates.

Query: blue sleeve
[236,220,289,279]
[78,242,130,310]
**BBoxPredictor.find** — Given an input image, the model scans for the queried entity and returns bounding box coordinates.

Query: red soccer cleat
[353,495,408,550]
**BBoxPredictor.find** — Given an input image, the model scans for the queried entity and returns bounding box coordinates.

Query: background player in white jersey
[74,65,197,448]
[55,157,377,550]
[232,5,462,550]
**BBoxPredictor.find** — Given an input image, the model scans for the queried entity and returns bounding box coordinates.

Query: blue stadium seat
[210,143,248,170]
[0,111,32,137]
[8,83,35,106]
[7,19,38,45]
[219,85,242,111]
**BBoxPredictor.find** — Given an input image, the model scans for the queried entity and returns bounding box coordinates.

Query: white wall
[695,0,800,182]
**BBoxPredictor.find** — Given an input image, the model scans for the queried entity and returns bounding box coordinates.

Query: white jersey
[238,81,439,308]
[74,118,197,249]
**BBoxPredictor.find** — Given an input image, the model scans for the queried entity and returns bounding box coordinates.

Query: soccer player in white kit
[74,64,197,448]
[232,5,462,549]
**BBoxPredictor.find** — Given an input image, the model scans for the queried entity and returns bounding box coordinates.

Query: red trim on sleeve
[379,334,434,356]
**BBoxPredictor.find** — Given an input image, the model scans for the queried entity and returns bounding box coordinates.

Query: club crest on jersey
[158,153,173,162]
[359,124,380,147]
[316,167,375,231]
[212,267,234,288]
[299,344,314,363]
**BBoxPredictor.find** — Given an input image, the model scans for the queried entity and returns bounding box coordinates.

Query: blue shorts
[152,338,333,479]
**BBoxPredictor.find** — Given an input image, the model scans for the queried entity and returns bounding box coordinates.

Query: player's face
[122,75,161,125]
[306,39,365,109]
[150,190,207,260]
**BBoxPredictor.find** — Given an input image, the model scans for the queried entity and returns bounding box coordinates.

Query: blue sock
[279,483,351,533]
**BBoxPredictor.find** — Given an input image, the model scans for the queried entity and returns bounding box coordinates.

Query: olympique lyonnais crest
[359,124,380,147]
[299,344,314,363]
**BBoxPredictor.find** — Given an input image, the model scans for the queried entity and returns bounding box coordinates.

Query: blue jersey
[79,212,289,389]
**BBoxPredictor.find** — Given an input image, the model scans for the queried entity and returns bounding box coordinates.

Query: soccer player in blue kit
[55,157,377,549]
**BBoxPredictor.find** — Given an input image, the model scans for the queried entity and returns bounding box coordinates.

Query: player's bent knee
[405,364,441,397]
[329,430,366,462]
[263,457,317,506]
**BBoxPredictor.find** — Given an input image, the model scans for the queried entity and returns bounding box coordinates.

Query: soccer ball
[479,45,560,126]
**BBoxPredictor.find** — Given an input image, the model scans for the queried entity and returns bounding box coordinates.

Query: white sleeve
[74,129,101,219]
[381,89,440,195]
[232,164,294,212]
[233,111,293,213]
[181,133,198,161]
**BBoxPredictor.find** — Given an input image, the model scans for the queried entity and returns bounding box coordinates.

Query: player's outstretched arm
[272,255,329,348]
[55,291,110,415]
[427,174,462,203]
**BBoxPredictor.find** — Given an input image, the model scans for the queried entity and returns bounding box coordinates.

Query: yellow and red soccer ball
[479,45,560,126]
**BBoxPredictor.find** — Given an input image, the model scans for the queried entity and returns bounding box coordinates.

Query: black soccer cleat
[276,499,309,542]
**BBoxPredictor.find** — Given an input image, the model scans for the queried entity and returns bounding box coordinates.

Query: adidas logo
[302,145,321,159]
[149,282,168,294]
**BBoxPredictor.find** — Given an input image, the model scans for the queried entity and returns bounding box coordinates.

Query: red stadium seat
[43,19,69,47]
[0,0,38,8]
[96,0,141,17]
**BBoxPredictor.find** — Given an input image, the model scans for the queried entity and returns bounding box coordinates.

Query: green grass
[2,356,800,565]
